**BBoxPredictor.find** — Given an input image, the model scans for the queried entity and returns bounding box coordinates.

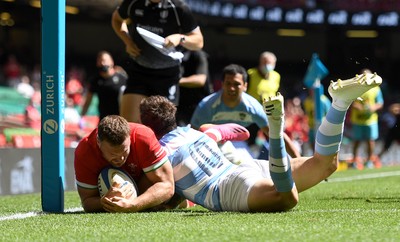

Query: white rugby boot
[263,92,284,120]
[328,72,382,105]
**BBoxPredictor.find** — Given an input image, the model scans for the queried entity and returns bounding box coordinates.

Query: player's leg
[200,123,251,165]
[120,93,147,123]
[199,123,250,142]
[247,93,299,212]
[366,123,379,168]
[263,93,296,193]
[291,72,382,192]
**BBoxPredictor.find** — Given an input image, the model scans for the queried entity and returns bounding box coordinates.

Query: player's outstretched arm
[77,187,105,213]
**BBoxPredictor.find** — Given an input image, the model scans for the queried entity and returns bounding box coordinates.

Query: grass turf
[0,166,399,241]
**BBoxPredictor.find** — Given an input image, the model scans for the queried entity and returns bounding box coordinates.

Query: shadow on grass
[53,207,216,216]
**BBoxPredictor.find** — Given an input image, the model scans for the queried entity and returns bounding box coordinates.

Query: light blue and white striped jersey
[160,126,235,211]
[190,90,268,129]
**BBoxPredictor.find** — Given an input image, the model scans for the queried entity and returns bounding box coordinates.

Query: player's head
[96,50,114,73]
[97,115,130,167]
[221,64,248,103]
[222,64,248,83]
[259,51,276,74]
[140,95,177,139]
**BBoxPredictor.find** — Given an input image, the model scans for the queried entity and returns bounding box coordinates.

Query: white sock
[332,99,353,112]
[267,116,284,139]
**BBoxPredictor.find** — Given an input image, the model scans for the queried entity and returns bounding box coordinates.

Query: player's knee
[278,192,299,211]
[262,191,299,212]
[328,157,339,174]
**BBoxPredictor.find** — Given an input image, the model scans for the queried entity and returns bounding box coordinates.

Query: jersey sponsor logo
[160,10,168,19]
[135,9,144,16]
[239,112,247,121]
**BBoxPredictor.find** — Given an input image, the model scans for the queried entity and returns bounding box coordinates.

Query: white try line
[0,212,40,221]
[325,170,400,183]
[0,207,83,221]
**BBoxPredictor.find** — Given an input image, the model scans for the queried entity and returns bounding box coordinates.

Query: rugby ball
[98,167,138,198]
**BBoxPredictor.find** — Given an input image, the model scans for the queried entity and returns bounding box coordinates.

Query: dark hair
[97,115,130,146]
[140,96,177,138]
[222,64,248,83]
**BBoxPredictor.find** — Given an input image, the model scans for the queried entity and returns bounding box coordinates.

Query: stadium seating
[11,135,41,148]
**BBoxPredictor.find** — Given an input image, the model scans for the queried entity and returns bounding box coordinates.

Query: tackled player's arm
[135,161,175,211]
[77,187,105,213]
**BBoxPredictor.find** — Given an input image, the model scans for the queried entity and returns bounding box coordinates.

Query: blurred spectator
[247,51,280,103]
[65,96,81,125]
[30,64,41,86]
[16,75,35,98]
[177,50,212,126]
[80,51,127,121]
[303,88,331,151]
[285,97,308,154]
[350,69,384,169]
[378,103,400,159]
[24,91,41,130]
[3,54,21,88]
[246,51,280,146]
[66,77,84,107]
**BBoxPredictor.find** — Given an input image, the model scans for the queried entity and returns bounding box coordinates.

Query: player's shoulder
[75,130,96,150]
[271,70,281,78]
[242,92,262,106]
[74,132,100,164]
[129,122,154,134]
[199,91,220,105]
[247,67,258,75]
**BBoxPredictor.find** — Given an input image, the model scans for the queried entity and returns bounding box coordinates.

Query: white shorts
[218,159,271,212]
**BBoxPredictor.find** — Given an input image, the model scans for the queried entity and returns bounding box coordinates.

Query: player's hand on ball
[105,181,134,199]
[101,195,135,213]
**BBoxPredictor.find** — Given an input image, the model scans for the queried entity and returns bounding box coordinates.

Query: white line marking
[0,212,41,221]
[65,207,84,213]
[326,170,400,183]
[0,207,83,221]
[296,208,399,213]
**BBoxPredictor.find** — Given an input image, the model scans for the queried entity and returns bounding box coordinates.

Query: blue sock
[269,137,294,192]
[315,106,346,155]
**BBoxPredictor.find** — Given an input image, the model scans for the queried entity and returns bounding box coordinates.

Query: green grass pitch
[0,166,399,241]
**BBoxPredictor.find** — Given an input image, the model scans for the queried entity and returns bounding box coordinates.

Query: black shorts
[124,60,181,105]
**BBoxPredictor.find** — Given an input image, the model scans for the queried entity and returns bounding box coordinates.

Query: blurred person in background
[303,88,331,151]
[3,54,22,88]
[24,91,41,130]
[111,0,204,123]
[80,51,127,122]
[349,69,384,169]
[377,102,400,159]
[246,51,280,149]
[247,51,280,102]
[284,97,309,154]
[176,50,212,126]
[66,76,84,107]
[16,75,35,99]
